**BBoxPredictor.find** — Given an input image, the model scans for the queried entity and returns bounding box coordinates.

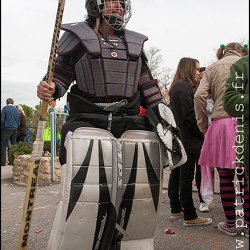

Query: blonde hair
[16,105,26,116]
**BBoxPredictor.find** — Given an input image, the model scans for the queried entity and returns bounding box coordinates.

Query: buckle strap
[94,99,128,113]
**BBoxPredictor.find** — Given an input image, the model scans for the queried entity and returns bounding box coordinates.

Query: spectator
[48,99,57,114]
[167,57,212,226]
[195,66,210,212]
[222,54,249,190]
[43,99,57,142]
[1,98,20,166]
[194,42,249,237]
[197,67,215,209]
[16,105,27,142]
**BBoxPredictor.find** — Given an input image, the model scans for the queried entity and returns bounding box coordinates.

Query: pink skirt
[198,118,237,169]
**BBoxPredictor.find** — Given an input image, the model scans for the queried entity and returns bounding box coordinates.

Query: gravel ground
[1,169,249,250]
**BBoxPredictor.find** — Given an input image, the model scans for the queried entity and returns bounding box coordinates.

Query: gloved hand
[147,103,187,170]
[156,123,187,169]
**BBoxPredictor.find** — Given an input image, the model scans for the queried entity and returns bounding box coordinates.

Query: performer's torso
[75,35,142,98]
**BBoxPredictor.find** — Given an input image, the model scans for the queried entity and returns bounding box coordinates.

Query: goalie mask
[85,0,132,30]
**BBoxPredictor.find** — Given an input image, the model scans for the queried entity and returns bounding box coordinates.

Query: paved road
[1,166,249,250]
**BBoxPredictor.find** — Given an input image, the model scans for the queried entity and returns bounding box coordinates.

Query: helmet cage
[86,0,132,30]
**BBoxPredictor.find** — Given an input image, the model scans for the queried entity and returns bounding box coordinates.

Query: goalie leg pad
[47,127,122,250]
[112,130,163,250]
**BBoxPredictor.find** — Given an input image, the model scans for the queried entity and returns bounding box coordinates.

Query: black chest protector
[58,22,148,98]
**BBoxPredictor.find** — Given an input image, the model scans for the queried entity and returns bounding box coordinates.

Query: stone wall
[12,155,61,186]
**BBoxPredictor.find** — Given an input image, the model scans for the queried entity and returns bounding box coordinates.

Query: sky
[1,0,249,110]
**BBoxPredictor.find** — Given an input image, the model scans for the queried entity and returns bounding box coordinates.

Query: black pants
[195,155,204,203]
[1,129,17,166]
[59,113,153,165]
[168,152,198,220]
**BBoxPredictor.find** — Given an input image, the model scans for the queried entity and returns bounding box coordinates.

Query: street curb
[1,165,13,180]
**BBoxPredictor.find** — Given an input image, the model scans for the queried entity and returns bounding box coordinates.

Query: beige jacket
[194,50,242,133]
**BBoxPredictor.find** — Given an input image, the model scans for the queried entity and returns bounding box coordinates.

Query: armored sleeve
[138,52,163,108]
[50,30,83,99]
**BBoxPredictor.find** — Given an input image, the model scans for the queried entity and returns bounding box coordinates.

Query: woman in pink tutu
[194,42,249,238]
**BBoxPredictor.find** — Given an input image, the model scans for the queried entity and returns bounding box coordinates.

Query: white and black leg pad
[111,130,163,250]
[47,127,123,250]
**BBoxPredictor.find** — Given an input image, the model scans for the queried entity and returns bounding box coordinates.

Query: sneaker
[244,227,249,239]
[44,151,51,156]
[184,217,212,226]
[217,222,237,237]
[170,212,184,220]
[199,202,209,212]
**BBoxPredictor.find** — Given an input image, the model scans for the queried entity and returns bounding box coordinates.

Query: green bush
[9,142,32,165]
[9,141,60,164]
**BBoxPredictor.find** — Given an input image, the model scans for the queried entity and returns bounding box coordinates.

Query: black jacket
[170,81,203,154]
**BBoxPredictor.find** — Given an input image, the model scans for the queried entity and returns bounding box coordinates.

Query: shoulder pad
[58,31,81,55]
[124,30,148,58]
[60,22,101,55]
[141,49,148,63]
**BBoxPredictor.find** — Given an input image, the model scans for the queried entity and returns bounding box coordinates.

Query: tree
[145,46,174,104]
[20,104,35,126]
[146,47,163,76]
[145,46,174,90]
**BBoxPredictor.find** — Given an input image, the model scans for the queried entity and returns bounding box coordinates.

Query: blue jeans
[1,129,17,166]
[168,153,198,220]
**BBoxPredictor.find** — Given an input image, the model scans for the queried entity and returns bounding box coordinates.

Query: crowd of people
[166,42,249,237]
[194,42,249,237]
[1,98,27,166]
[2,0,249,248]
[1,98,61,166]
